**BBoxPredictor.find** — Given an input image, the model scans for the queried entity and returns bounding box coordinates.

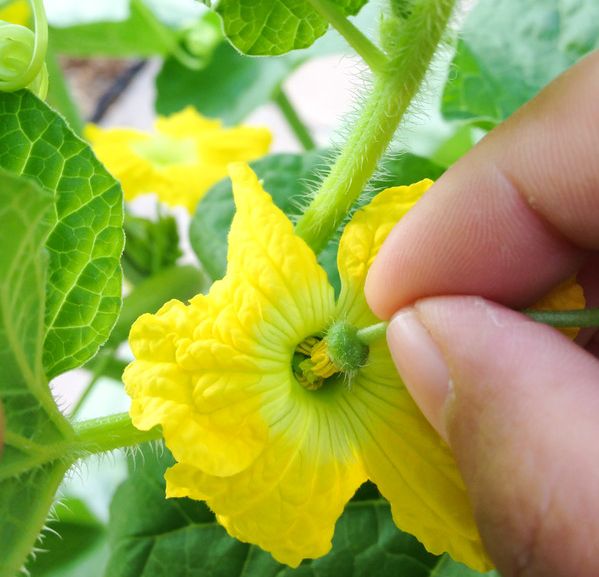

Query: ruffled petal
[348,342,492,571]
[336,180,433,326]
[226,162,335,345]
[164,389,367,567]
[124,164,336,481]
[124,299,269,477]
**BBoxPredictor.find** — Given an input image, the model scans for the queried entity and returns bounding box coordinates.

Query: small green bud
[325,321,369,374]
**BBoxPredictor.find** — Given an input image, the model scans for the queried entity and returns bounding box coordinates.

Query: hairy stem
[274,88,316,151]
[305,0,388,73]
[296,0,456,253]
[74,412,162,455]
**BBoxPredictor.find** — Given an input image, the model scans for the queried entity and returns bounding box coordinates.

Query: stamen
[293,336,341,391]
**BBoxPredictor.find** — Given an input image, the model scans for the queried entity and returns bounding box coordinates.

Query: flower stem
[356,321,388,345]
[69,350,114,418]
[274,88,316,151]
[357,308,599,345]
[295,0,456,254]
[305,0,388,74]
[73,412,162,455]
[524,307,599,328]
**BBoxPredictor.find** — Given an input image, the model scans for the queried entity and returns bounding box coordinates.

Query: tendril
[0,0,48,97]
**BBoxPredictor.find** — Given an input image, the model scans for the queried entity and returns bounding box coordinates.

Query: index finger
[366,50,599,319]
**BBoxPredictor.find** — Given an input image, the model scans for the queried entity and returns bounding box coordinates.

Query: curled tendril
[0,0,48,97]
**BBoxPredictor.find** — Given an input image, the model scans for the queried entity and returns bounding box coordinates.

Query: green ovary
[133,134,198,167]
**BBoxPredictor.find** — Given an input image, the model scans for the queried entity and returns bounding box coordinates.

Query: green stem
[45,42,84,134]
[74,412,162,455]
[305,0,388,73]
[356,321,388,345]
[69,351,114,418]
[523,307,599,328]
[357,308,599,345]
[274,88,316,151]
[295,0,456,253]
[1,413,160,480]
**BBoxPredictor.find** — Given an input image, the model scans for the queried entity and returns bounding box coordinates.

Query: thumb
[387,296,599,577]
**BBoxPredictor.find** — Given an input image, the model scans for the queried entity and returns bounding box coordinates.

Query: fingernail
[387,309,451,440]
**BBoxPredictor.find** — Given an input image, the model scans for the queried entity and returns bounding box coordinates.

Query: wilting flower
[124,163,492,570]
[86,107,271,212]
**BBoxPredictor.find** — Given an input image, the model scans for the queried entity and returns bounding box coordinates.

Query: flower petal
[125,163,336,481]
[124,299,269,477]
[85,124,157,201]
[349,342,492,571]
[154,106,223,137]
[336,180,433,326]
[165,391,367,567]
[86,109,271,211]
[226,162,335,345]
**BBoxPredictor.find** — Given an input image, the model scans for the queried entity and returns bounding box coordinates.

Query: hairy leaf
[0,170,74,577]
[0,90,124,378]
[214,0,368,55]
[442,0,599,126]
[105,447,440,577]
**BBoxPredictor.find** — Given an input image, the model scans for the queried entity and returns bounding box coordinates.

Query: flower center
[293,322,370,391]
[293,337,341,391]
[132,134,197,167]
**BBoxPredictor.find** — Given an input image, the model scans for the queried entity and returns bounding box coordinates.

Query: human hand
[366,50,599,577]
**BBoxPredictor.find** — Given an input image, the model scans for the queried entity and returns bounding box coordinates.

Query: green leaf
[189,151,444,292]
[48,0,179,57]
[214,0,368,55]
[156,41,299,124]
[0,90,124,379]
[430,555,499,577]
[105,446,440,577]
[0,169,74,577]
[442,0,599,126]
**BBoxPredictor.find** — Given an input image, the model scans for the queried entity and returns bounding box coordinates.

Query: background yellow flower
[86,107,271,212]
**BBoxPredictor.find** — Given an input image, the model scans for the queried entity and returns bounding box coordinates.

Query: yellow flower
[0,0,30,25]
[124,162,492,571]
[85,107,271,212]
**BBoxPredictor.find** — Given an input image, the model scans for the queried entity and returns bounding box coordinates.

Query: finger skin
[415,297,599,577]
[576,254,599,351]
[366,50,599,318]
